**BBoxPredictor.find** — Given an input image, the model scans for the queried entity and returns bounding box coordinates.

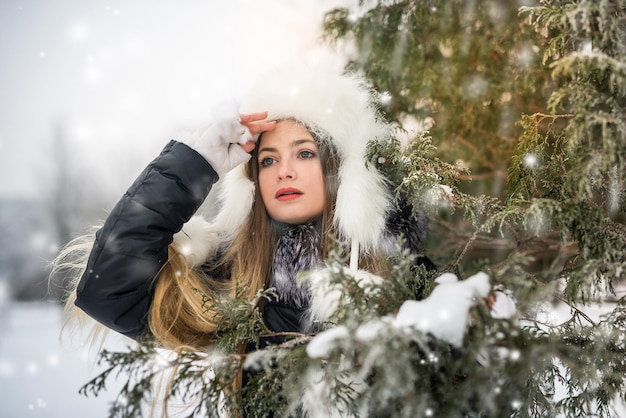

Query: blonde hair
[50,226,113,347]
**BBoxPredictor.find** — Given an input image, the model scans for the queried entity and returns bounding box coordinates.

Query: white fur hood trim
[175,52,395,267]
[172,216,220,268]
[241,51,391,252]
[173,165,256,268]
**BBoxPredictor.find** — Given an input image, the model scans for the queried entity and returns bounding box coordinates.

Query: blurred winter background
[0,1,351,416]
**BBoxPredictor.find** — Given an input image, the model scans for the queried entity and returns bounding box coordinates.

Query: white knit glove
[180,101,254,177]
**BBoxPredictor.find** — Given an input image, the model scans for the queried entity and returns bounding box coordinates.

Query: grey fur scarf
[267,197,430,310]
[270,223,321,309]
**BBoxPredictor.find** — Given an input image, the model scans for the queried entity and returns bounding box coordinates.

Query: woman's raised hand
[180,103,274,177]
[240,111,276,135]
[239,112,276,153]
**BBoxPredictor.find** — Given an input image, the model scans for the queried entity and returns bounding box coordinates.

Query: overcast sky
[0,0,353,199]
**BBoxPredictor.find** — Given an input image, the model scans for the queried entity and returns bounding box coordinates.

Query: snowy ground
[0,301,129,418]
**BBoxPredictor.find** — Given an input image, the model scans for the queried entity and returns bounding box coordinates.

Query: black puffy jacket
[77,141,220,338]
[76,140,310,341]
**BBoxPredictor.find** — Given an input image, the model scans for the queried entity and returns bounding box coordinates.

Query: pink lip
[276,187,303,201]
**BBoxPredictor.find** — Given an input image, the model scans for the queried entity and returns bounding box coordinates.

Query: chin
[277,216,313,225]
[274,212,320,225]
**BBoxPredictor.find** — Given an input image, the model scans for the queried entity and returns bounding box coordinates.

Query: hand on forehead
[240,112,277,135]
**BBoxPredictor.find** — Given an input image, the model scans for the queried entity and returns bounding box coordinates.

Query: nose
[277,160,296,180]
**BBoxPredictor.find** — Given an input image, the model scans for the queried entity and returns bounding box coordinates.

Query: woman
[54,59,432,412]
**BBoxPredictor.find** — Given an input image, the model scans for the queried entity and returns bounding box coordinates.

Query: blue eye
[259,157,276,167]
[300,150,315,159]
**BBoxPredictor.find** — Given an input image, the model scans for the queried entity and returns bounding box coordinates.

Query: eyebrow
[258,139,316,155]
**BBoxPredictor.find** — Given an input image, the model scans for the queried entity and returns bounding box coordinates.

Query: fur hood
[173,52,422,269]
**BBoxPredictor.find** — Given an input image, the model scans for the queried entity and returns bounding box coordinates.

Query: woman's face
[257,120,325,225]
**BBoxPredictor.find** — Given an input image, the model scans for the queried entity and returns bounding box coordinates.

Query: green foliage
[324,0,550,194]
[80,251,626,417]
[192,284,273,352]
[521,1,626,206]
[324,0,626,415]
[366,129,465,214]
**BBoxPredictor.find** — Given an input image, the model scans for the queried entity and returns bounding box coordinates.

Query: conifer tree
[77,1,626,416]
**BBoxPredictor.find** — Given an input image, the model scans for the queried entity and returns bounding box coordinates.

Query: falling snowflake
[523,153,537,168]
[463,75,488,99]
[379,91,392,105]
